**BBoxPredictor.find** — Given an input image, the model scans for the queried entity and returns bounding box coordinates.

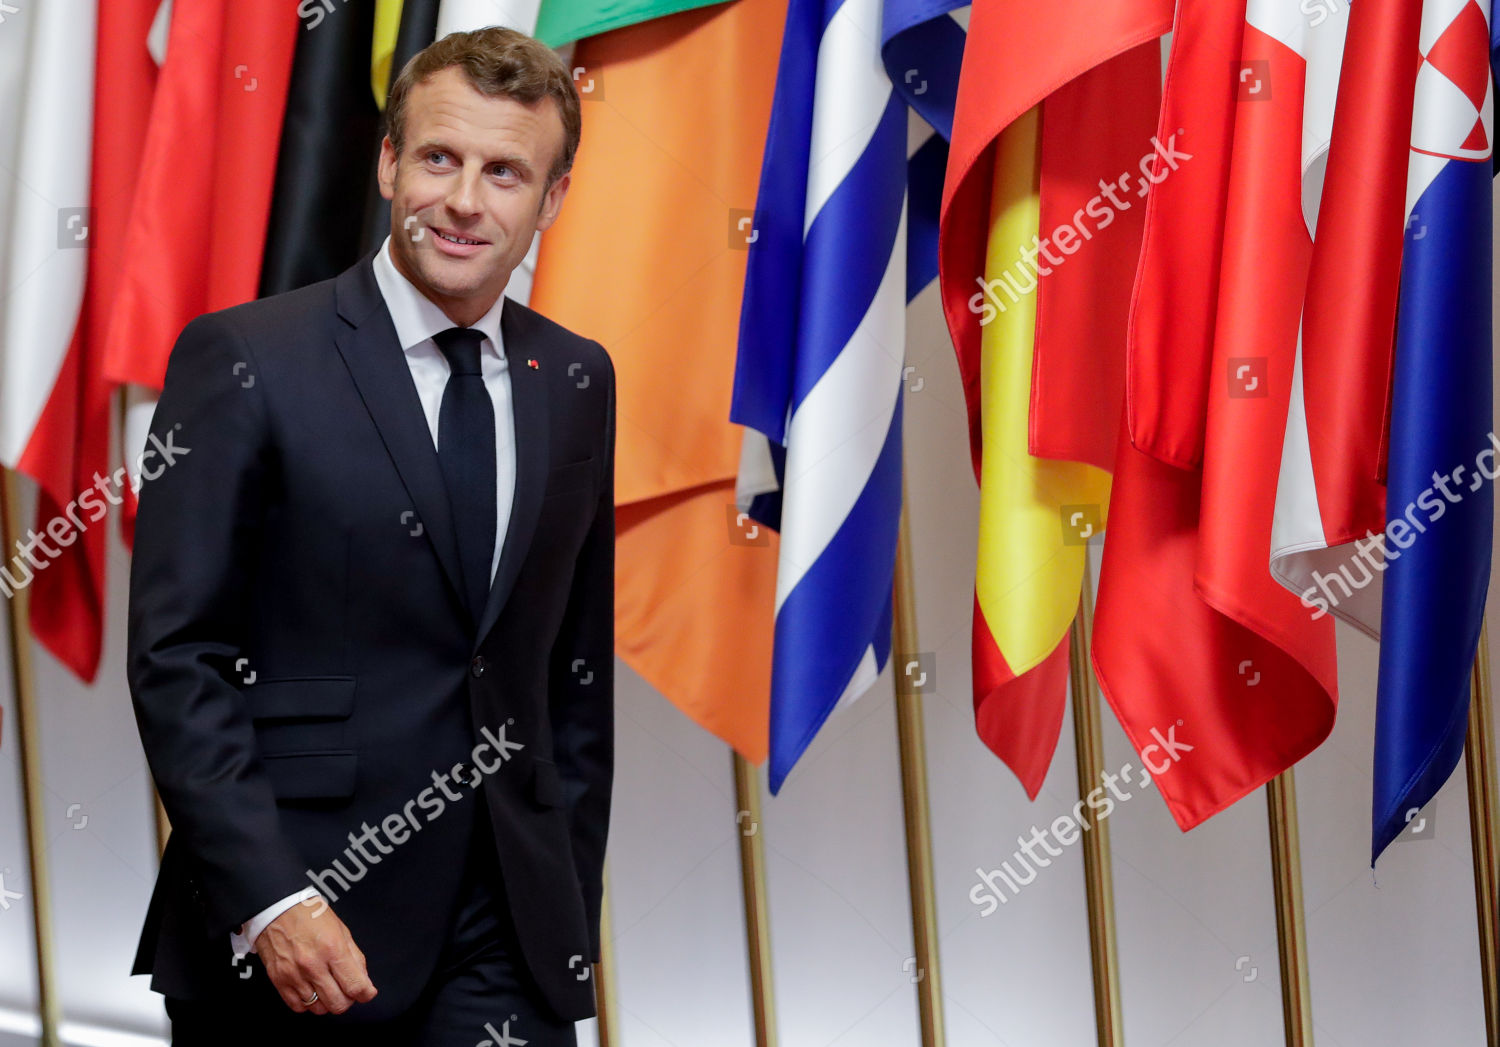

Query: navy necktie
[433,327,496,620]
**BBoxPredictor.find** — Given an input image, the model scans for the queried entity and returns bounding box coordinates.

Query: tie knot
[435,327,485,376]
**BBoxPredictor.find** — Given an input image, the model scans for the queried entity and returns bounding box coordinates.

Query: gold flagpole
[1068,559,1123,1046]
[154,792,171,858]
[2,469,63,1047]
[1464,618,1498,1045]
[892,469,946,1046]
[734,752,779,1047]
[1267,769,1314,1046]
[593,865,621,1046]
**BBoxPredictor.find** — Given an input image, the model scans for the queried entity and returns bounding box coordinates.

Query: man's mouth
[433,229,487,246]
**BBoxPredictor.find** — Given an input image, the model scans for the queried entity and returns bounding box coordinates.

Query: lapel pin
[527,358,539,369]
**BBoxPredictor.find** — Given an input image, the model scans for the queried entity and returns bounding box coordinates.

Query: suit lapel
[333,254,468,615]
[474,296,549,647]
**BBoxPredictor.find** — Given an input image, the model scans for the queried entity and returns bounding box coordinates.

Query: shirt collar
[372,235,506,362]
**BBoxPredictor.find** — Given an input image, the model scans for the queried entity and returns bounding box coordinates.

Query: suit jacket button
[471,656,488,678]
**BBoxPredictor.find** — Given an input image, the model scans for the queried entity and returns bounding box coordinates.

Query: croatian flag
[731,0,908,792]
[1372,0,1495,860]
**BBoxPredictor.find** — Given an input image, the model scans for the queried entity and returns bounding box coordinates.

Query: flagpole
[1266,770,1314,1046]
[1068,558,1123,1046]
[734,752,779,1047]
[1464,617,1498,1045]
[892,470,947,1046]
[1,469,63,1047]
[154,792,171,858]
[593,864,621,1046]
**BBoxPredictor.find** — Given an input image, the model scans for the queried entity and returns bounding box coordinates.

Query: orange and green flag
[535,0,735,47]
[528,0,786,761]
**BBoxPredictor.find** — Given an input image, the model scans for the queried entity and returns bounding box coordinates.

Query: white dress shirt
[230,236,517,957]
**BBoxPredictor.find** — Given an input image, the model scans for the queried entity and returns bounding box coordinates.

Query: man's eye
[491,165,513,178]
[427,152,450,165]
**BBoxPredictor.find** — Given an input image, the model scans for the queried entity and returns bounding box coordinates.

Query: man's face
[379,66,570,326]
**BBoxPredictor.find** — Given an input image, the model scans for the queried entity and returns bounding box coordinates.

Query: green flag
[535,0,735,47]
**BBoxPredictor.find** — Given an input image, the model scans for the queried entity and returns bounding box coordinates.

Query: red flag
[1124,0,1247,468]
[1267,0,1415,625]
[103,0,298,541]
[938,0,1169,796]
[1031,44,1165,472]
[1093,0,1342,829]
[23,0,162,680]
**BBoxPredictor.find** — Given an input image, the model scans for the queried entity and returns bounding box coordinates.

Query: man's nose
[445,163,483,215]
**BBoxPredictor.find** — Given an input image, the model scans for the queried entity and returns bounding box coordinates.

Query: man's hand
[256,896,378,1015]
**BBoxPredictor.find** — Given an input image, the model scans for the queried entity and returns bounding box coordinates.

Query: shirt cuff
[229,886,322,957]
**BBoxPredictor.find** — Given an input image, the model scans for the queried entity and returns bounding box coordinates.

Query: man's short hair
[386,27,582,189]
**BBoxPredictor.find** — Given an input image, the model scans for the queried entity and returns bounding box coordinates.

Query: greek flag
[731,0,911,792]
[882,0,967,295]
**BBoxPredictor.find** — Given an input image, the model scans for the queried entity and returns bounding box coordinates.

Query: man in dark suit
[127,27,613,1045]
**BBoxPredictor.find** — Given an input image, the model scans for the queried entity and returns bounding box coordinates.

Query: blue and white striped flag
[882,0,967,296]
[731,0,910,792]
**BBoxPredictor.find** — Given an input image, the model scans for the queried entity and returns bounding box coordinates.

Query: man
[127,28,613,1045]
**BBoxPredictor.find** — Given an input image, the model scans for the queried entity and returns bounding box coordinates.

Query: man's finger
[330,946,379,1004]
[303,962,354,1014]
[274,976,324,1015]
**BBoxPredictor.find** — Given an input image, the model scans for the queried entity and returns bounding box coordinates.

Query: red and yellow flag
[938,0,1169,795]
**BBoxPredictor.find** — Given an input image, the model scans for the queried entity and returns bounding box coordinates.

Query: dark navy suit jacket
[127,249,615,1023]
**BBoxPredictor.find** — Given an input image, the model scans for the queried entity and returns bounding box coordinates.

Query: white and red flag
[1094,0,1347,828]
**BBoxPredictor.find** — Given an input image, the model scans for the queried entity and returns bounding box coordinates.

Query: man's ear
[377,136,397,201]
[535,172,571,232]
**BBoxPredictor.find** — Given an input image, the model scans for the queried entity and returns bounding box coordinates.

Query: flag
[880,0,966,297]
[1093,0,1344,829]
[528,0,787,760]
[390,0,445,102]
[536,0,734,47]
[0,0,102,679]
[362,0,443,250]
[1269,0,1420,632]
[262,0,383,295]
[1124,0,1248,467]
[373,0,405,108]
[103,0,299,541]
[1372,0,1494,860]
[736,0,967,552]
[962,109,1085,790]
[30,0,162,680]
[437,0,542,35]
[731,0,908,792]
[936,0,1167,795]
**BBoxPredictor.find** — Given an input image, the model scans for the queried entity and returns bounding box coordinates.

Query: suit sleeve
[127,313,312,939]
[547,340,616,964]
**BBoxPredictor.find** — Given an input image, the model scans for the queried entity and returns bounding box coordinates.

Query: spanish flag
[938,0,1169,795]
